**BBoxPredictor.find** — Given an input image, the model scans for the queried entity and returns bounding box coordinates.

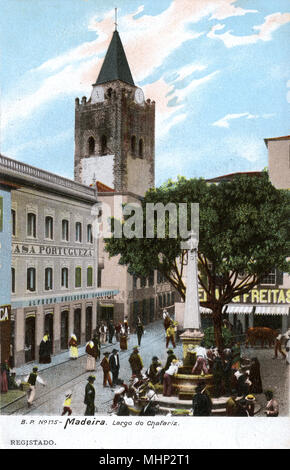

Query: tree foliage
[105,174,290,349]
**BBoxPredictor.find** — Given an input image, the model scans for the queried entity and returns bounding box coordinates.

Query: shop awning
[255,305,289,315]
[224,304,254,314]
[200,307,213,314]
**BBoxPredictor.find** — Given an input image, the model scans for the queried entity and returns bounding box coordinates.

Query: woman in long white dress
[85,340,97,371]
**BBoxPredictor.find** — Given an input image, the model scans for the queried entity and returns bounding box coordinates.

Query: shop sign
[199,288,290,304]
[0,304,11,321]
[12,243,93,257]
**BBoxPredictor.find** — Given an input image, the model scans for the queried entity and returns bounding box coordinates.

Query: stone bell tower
[74,29,155,197]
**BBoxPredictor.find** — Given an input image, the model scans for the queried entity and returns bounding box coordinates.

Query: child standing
[62,390,73,416]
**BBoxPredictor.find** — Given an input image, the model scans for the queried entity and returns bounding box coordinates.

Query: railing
[0,154,95,198]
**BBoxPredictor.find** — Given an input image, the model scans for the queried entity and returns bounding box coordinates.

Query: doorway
[86,306,92,342]
[100,306,114,323]
[61,310,69,350]
[74,309,81,344]
[25,316,35,362]
[44,313,54,354]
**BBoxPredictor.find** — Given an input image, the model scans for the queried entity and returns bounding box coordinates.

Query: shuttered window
[62,220,69,241]
[27,268,36,291]
[27,213,36,238]
[61,267,68,288]
[45,268,53,290]
[75,267,81,288]
[87,267,93,287]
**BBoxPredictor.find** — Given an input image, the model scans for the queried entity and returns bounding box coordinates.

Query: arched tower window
[101,135,107,155]
[131,135,136,154]
[139,138,144,158]
[88,137,95,155]
[107,88,112,98]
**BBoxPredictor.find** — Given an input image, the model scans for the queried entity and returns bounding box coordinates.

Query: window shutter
[87,267,93,287]
[75,267,81,287]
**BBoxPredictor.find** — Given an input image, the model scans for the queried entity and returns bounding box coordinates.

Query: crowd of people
[1,314,289,419]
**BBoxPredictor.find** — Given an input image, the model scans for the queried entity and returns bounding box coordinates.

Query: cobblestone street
[1,319,289,417]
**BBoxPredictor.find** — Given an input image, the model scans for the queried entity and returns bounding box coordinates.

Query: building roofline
[97,190,144,200]
[206,171,263,183]
[264,135,290,147]
[0,154,97,204]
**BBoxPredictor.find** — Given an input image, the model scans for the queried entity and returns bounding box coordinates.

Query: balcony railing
[0,154,95,199]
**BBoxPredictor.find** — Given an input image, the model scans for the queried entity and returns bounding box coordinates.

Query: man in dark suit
[109,349,120,386]
[84,375,96,416]
[108,320,115,344]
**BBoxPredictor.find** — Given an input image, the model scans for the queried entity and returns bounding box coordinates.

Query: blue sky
[1,0,290,186]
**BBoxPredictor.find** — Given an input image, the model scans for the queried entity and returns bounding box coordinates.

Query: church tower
[74,29,155,197]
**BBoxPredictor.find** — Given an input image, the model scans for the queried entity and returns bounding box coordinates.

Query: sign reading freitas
[12,243,93,257]
[0,305,10,321]
[199,288,290,304]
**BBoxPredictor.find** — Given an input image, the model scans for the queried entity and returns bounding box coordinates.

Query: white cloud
[171,63,207,83]
[287,79,290,103]
[212,112,275,128]
[173,71,219,104]
[208,12,290,47]
[210,3,257,20]
[0,1,265,135]
[3,129,72,159]
[224,135,266,162]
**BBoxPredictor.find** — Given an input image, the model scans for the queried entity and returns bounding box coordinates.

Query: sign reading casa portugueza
[12,243,93,257]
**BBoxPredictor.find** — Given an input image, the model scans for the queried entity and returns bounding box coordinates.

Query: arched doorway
[61,310,69,350]
[74,309,81,344]
[25,316,35,362]
[44,313,54,354]
[86,306,92,342]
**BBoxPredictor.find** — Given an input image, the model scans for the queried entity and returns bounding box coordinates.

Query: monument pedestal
[180,328,204,367]
[170,327,213,400]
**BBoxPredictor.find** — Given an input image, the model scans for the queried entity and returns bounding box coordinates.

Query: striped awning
[224,304,254,314]
[255,305,289,315]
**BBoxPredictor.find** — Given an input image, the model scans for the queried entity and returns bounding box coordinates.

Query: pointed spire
[95,30,135,86]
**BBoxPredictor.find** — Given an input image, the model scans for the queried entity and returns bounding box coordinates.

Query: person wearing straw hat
[245,394,256,416]
[100,352,113,388]
[62,390,73,416]
[84,375,96,416]
[25,366,46,408]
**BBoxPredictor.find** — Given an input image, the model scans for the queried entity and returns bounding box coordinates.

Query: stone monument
[180,231,204,366]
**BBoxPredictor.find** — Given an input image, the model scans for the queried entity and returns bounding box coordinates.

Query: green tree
[105,174,290,351]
